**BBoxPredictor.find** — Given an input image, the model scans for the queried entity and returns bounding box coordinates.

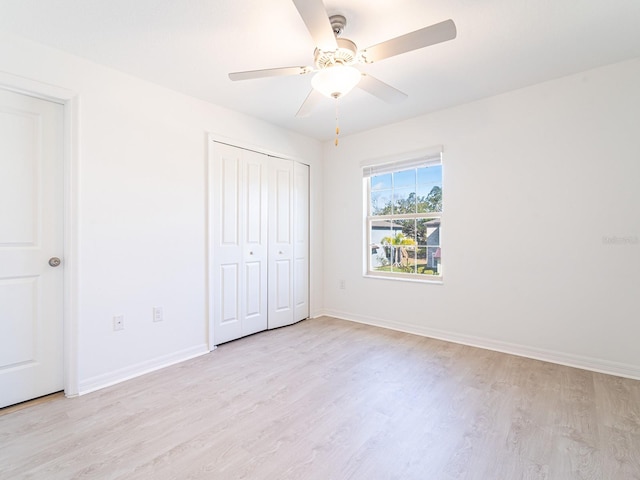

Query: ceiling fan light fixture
[311,64,361,99]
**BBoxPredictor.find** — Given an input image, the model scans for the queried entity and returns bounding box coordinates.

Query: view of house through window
[364,155,442,280]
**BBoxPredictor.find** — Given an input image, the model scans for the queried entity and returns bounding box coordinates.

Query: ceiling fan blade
[296,89,323,118]
[362,19,457,63]
[291,0,338,51]
[358,74,407,104]
[229,66,312,81]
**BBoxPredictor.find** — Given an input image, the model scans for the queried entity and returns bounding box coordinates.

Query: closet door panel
[212,143,244,344]
[211,143,268,344]
[268,158,294,329]
[293,162,310,321]
[242,150,268,336]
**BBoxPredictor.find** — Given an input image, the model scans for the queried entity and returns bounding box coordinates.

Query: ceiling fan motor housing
[314,37,357,69]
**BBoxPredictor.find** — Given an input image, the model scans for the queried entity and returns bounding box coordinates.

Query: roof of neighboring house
[371,220,404,230]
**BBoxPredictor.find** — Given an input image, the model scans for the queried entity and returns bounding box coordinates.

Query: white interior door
[268,158,294,329]
[211,143,268,345]
[0,89,64,408]
[293,162,310,322]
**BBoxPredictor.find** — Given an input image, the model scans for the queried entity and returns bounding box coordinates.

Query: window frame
[363,149,443,284]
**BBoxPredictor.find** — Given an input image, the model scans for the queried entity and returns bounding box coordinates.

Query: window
[364,152,442,281]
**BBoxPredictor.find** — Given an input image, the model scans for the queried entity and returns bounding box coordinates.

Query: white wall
[0,33,324,394]
[323,58,640,379]
[2,30,637,392]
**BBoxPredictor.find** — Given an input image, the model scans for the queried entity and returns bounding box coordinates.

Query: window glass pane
[415,218,441,275]
[393,187,417,214]
[371,174,393,215]
[415,218,427,245]
[377,220,416,274]
[396,219,416,244]
[401,223,418,274]
[416,246,429,274]
[417,165,442,213]
[417,165,442,186]
[393,169,416,188]
[402,246,417,274]
[371,173,392,191]
[369,222,396,271]
[425,218,441,246]
[426,247,441,274]
[416,185,442,213]
[371,189,392,215]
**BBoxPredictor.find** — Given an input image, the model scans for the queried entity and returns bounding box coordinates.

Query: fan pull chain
[334,97,340,146]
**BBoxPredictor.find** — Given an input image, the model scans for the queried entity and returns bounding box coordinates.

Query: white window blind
[362,148,442,178]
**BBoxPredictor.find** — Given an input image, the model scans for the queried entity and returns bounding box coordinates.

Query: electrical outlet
[153,306,163,322]
[339,279,346,290]
[113,315,124,331]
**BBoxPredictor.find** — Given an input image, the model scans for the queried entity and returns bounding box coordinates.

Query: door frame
[0,72,79,397]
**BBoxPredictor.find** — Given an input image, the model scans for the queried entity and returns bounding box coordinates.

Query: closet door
[293,162,310,322]
[268,158,294,329]
[211,143,268,345]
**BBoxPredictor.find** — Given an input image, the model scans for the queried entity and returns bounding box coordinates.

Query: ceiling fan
[229,0,457,119]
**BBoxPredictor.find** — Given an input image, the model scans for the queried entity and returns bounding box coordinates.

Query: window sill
[364,272,444,285]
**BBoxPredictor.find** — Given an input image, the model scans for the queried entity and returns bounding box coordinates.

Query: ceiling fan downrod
[330,14,346,36]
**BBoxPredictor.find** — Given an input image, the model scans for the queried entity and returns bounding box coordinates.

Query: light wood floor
[2,316,639,479]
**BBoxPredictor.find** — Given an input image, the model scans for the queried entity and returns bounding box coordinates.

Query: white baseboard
[78,344,210,395]
[320,309,640,381]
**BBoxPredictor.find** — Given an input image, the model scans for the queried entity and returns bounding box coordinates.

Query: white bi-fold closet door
[210,141,309,346]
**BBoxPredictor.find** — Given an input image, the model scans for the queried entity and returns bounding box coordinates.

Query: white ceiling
[1,0,639,141]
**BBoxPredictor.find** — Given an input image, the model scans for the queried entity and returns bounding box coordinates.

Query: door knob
[48,257,61,267]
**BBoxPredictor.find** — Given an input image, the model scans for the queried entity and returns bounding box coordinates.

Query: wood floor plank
[1,316,639,479]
